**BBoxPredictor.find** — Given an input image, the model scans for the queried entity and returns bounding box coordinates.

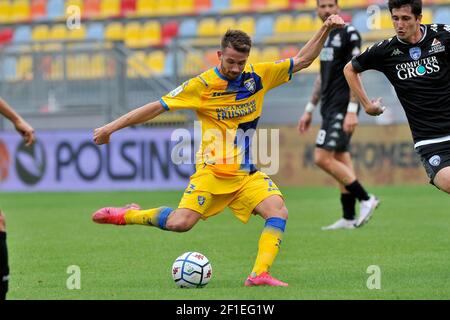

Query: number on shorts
[316,129,327,145]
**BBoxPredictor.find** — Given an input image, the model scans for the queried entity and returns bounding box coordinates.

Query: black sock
[0,232,9,301]
[341,193,356,220]
[345,180,370,201]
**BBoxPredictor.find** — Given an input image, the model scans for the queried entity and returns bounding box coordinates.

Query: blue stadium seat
[86,23,105,40]
[13,25,32,42]
[211,0,229,12]
[351,10,369,33]
[3,56,17,80]
[255,15,274,40]
[47,0,65,20]
[163,52,175,76]
[179,18,197,38]
[434,8,450,25]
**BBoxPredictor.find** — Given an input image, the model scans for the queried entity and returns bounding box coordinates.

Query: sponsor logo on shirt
[391,48,404,56]
[320,47,334,61]
[428,38,445,54]
[395,56,440,80]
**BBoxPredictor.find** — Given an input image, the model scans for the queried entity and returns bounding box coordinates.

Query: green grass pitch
[3,185,450,299]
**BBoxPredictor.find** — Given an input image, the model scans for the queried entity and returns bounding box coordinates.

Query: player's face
[317,0,339,22]
[217,46,249,80]
[391,5,422,42]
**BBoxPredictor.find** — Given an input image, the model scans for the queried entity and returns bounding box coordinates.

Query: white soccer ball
[171,252,213,288]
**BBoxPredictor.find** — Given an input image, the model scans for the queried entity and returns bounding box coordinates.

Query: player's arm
[343,62,385,116]
[0,97,35,146]
[292,15,345,73]
[93,100,165,145]
[343,89,360,134]
[298,74,321,134]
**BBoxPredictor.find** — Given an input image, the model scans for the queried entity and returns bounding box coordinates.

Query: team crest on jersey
[429,38,445,54]
[409,47,422,60]
[429,155,441,167]
[197,196,206,206]
[244,78,256,93]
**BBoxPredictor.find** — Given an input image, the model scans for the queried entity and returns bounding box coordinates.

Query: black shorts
[315,113,352,152]
[415,140,450,184]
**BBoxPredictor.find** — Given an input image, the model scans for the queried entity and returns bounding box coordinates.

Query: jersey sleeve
[351,40,385,73]
[345,25,362,60]
[252,58,294,92]
[438,24,450,53]
[159,77,204,111]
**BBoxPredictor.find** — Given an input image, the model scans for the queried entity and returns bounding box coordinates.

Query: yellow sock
[251,217,285,276]
[124,207,173,229]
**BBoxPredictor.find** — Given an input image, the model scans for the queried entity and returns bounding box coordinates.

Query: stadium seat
[421,8,433,24]
[16,55,33,80]
[250,0,267,12]
[434,8,450,24]
[274,14,294,34]
[157,0,175,16]
[163,52,175,76]
[204,49,219,68]
[47,0,65,21]
[50,24,68,40]
[30,0,47,21]
[136,0,156,17]
[260,46,280,62]
[236,16,256,35]
[13,25,32,42]
[90,53,106,78]
[266,0,289,10]
[121,0,137,17]
[124,22,142,48]
[65,0,84,14]
[32,24,50,41]
[141,21,162,47]
[228,0,250,13]
[67,24,86,41]
[218,17,237,35]
[280,45,298,60]
[179,19,198,38]
[100,0,120,19]
[255,15,274,40]
[194,0,212,14]
[86,23,104,40]
[351,10,370,33]
[211,0,229,13]
[147,50,165,75]
[83,0,101,19]
[247,47,261,64]
[11,0,31,23]
[0,1,12,23]
[294,14,314,32]
[198,18,219,37]
[289,0,306,9]
[176,0,194,15]
[181,51,205,75]
[3,56,17,81]
[127,51,149,78]
[0,28,13,44]
[104,22,124,41]
[161,20,179,46]
[380,10,393,30]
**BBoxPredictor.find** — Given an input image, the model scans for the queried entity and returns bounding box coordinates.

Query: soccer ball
[171,252,213,288]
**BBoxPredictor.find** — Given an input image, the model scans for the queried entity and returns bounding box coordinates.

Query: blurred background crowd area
[0,0,448,128]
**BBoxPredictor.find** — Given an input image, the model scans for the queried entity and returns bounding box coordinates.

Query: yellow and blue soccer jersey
[160,58,294,179]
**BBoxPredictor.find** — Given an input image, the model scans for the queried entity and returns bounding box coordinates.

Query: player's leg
[433,167,450,194]
[229,172,288,286]
[0,211,9,300]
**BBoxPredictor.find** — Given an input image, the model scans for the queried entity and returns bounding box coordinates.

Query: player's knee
[314,153,331,169]
[278,206,289,220]
[166,218,195,232]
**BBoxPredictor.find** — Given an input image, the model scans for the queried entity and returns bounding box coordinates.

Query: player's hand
[298,112,312,134]
[323,15,345,30]
[14,118,35,146]
[365,97,386,116]
[343,112,358,134]
[93,125,112,145]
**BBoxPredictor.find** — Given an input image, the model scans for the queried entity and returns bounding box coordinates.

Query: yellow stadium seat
[67,25,86,41]
[141,21,161,46]
[198,18,218,37]
[124,22,142,48]
[50,24,68,40]
[260,46,280,62]
[248,47,261,64]
[294,14,315,33]
[127,51,149,78]
[32,25,49,41]
[104,22,124,41]
[17,55,33,80]
[421,8,433,24]
[182,51,205,76]
[176,0,194,15]
[380,10,392,30]
[266,0,289,11]
[237,16,255,35]
[229,0,250,12]
[90,53,106,78]
[11,0,30,23]
[0,1,12,23]
[218,17,237,35]
[100,0,120,18]
[157,0,175,15]
[65,0,84,13]
[274,14,294,34]
[304,0,316,10]
[147,50,165,75]
[136,0,157,17]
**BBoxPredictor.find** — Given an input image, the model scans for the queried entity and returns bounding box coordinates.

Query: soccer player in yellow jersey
[92,15,345,287]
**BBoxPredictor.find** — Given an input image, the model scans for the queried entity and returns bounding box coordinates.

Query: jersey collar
[214,66,243,83]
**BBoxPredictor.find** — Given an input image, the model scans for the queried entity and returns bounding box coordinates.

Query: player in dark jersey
[298,0,379,230]
[344,0,450,194]
[0,97,35,300]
